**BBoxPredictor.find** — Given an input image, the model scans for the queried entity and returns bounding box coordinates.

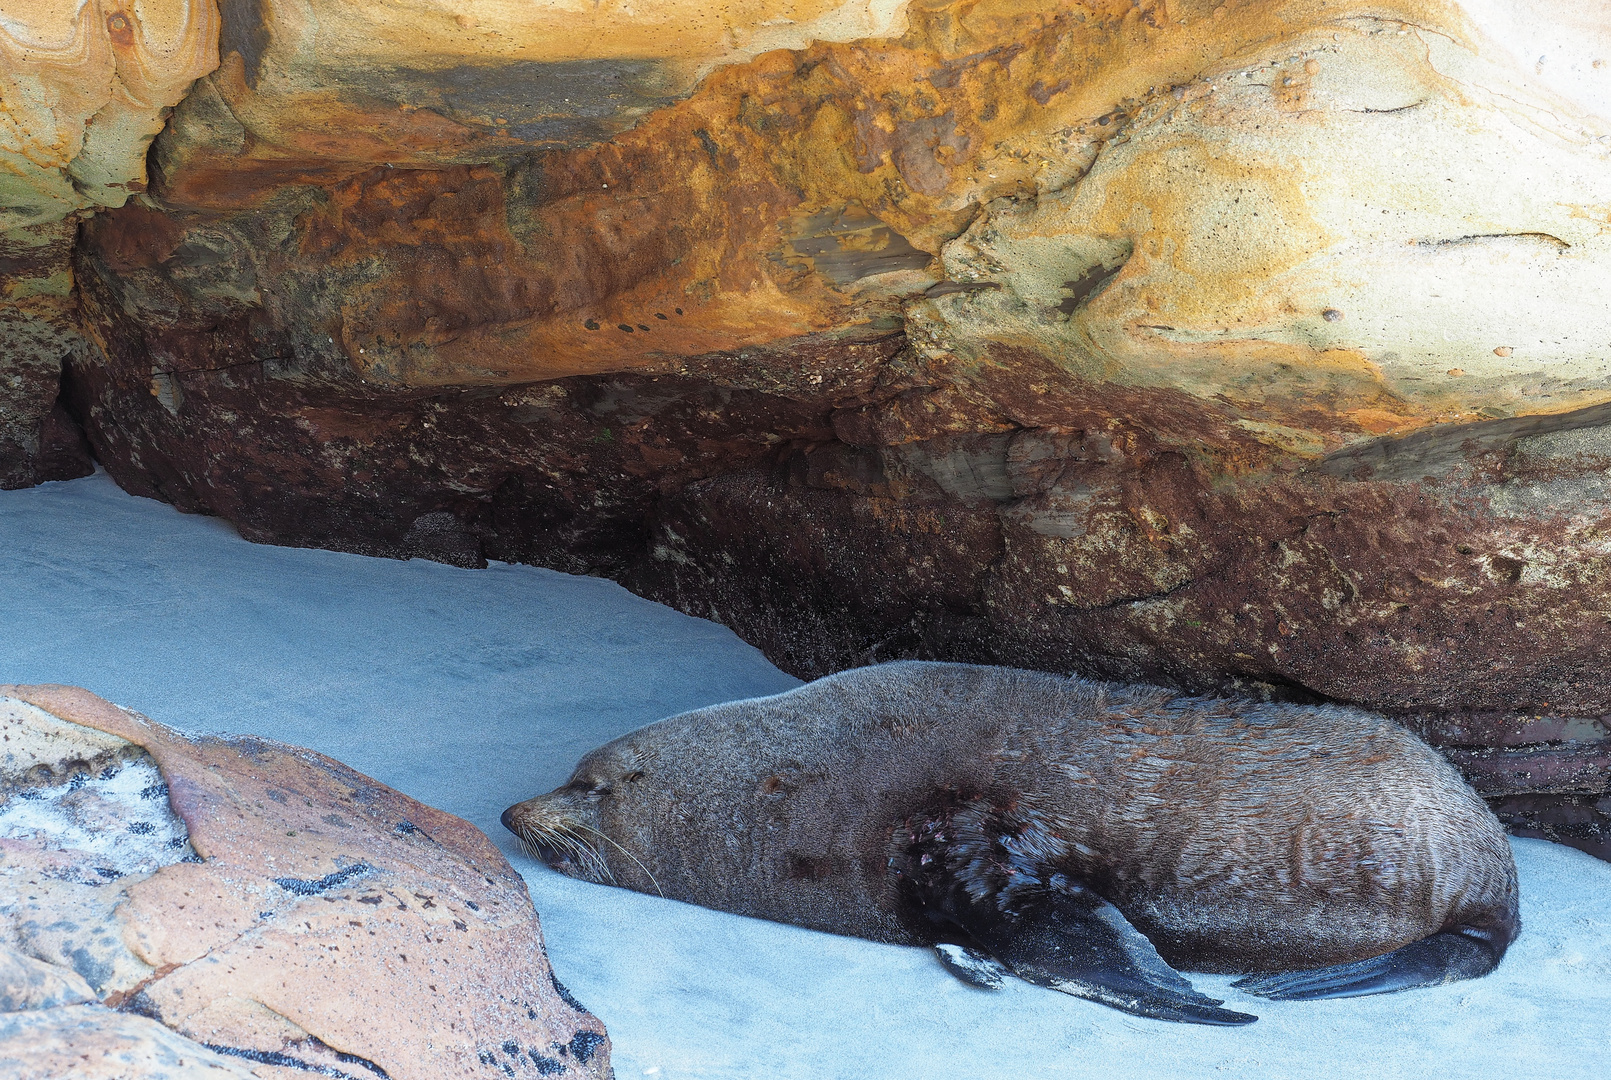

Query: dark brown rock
[1490,794,1611,863]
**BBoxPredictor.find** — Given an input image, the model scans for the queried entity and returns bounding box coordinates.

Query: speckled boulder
[0,686,609,1080]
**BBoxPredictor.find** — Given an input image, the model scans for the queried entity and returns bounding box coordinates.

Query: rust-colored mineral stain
[106,11,134,46]
[1493,346,1513,357]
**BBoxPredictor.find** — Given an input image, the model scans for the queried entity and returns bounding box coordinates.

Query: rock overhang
[53,1,1607,443]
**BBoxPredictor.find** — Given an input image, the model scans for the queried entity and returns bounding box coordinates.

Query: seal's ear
[960,883,1258,1025]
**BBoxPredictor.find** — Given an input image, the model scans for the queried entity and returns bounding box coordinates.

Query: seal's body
[503,662,1518,1024]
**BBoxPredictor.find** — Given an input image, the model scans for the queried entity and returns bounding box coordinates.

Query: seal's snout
[500,792,609,882]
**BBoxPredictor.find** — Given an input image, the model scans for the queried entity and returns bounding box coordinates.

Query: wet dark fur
[504,662,1519,977]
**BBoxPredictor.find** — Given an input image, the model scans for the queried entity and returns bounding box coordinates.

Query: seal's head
[500,741,661,893]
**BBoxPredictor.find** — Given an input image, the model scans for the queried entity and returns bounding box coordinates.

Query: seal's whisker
[569,820,665,898]
[515,827,550,864]
[512,822,602,884]
[555,826,614,884]
[532,823,616,886]
[562,826,620,886]
[548,830,591,868]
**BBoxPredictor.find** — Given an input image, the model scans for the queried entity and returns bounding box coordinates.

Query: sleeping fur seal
[502,661,1518,1025]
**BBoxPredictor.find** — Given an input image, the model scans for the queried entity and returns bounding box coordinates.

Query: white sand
[1,472,1605,1078]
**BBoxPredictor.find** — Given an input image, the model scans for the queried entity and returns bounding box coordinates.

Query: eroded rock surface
[0,0,218,232]
[0,687,610,1079]
[0,219,94,487]
[2,1,1609,854]
[0,0,214,486]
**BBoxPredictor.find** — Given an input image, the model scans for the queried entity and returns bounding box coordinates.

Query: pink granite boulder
[0,685,609,1079]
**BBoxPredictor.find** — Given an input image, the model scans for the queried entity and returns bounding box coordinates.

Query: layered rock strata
[2,2,1609,855]
[0,686,610,1079]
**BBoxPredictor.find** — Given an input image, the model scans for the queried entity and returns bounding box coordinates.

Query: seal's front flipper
[1233,927,1505,1001]
[968,887,1257,1025]
[934,943,1009,989]
[898,801,1253,1023]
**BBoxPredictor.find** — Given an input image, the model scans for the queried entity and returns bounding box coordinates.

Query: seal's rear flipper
[965,887,1258,1025]
[934,943,1009,989]
[1232,927,1505,1001]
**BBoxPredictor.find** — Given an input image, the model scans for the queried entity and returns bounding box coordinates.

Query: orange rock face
[0,686,609,1080]
[130,0,1611,427]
